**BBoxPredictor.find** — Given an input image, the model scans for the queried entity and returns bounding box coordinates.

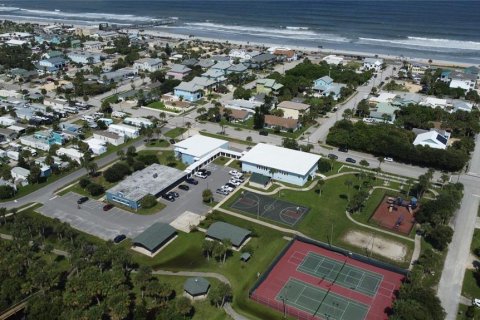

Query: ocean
[1,0,480,64]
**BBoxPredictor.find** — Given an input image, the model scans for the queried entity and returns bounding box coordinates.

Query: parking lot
[38,162,235,241]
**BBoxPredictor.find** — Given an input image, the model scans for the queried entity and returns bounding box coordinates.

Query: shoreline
[6,17,477,68]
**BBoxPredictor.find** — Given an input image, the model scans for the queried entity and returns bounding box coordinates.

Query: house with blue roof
[312,76,346,100]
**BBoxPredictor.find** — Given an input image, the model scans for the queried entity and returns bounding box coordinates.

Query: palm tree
[377,157,384,170]
[344,179,353,201]
[185,121,192,137]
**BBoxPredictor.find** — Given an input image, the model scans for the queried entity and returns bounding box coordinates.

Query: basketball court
[229,191,309,227]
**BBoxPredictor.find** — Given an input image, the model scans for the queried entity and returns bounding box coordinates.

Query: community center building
[105,164,186,209]
[239,143,320,186]
[174,134,229,165]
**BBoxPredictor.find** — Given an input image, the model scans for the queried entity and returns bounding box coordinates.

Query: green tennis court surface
[276,278,369,320]
[298,252,383,297]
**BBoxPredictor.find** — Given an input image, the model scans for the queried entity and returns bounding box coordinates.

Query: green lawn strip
[145,139,170,148]
[147,101,181,114]
[456,304,480,320]
[212,156,230,166]
[131,213,292,320]
[471,229,480,252]
[462,269,480,300]
[199,131,255,146]
[244,183,281,193]
[227,159,243,171]
[165,127,187,139]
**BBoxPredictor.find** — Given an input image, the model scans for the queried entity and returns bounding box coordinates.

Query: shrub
[103,163,131,183]
[79,178,91,189]
[136,153,159,166]
[140,194,157,209]
[0,185,15,199]
[86,183,105,196]
[132,161,145,172]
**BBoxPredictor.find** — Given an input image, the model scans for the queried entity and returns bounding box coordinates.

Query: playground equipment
[394,215,405,229]
[395,197,418,210]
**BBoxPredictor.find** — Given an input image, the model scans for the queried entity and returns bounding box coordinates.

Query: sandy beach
[11,17,476,68]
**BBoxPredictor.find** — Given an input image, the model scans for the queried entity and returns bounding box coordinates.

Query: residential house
[42,50,63,60]
[224,99,262,111]
[181,58,199,67]
[123,117,153,128]
[166,64,192,80]
[38,57,67,71]
[108,123,139,138]
[420,97,449,109]
[20,130,64,151]
[277,101,310,120]
[312,76,345,100]
[368,102,400,123]
[227,63,249,74]
[197,59,215,69]
[409,63,429,75]
[229,49,260,62]
[448,71,477,91]
[413,129,450,150]
[363,58,383,72]
[101,68,138,83]
[452,100,473,113]
[0,128,16,143]
[0,117,16,127]
[133,58,163,72]
[272,48,298,61]
[248,53,277,69]
[174,77,219,102]
[82,41,103,50]
[84,138,107,155]
[201,69,227,83]
[43,97,69,110]
[368,92,398,105]
[67,51,102,64]
[56,147,85,164]
[93,131,125,146]
[210,61,232,75]
[256,78,283,95]
[220,107,252,123]
[11,167,30,184]
[391,93,423,107]
[264,115,299,132]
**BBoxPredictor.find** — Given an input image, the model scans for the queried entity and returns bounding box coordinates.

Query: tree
[202,189,213,203]
[233,86,252,100]
[103,163,130,183]
[252,108,265,129]
[282,137,299,150]
[28,165,42,184]
[377,156,384,170]
[210,283,232,308]
[426,225,453,251]
[139,194,157,209]
[344,179,353,200]
[175,296,192,318]
[202,240,215,261]
[342,108,353,120]
[87,162,98,176]
[359,159,369,167]
[116,149,125,160]
[86,183,104,196]
[134,266,152,299]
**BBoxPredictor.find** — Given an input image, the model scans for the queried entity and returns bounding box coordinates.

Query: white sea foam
[17,8,153,22]
[359,36,480,51]
[183,22,348,42]
[0,6,19,12]
[285,26,309,31]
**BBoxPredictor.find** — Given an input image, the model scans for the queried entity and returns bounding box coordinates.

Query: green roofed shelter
[133,223,177,254]
[184,277,210,298]
[206,221,251,248]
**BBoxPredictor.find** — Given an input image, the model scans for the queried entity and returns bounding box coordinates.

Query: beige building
[277,101,310,120]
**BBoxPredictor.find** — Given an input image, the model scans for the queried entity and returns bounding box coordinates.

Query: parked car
[194,171,208,179]
[231,177,244,183]
[77,196,89,204]
[168,191,179,198]
[338,147,348,153]
[178,184,190,191]
[113,234,126,244]
[162,194,175,202]
[328,153,338,160]
[259,130,268,136]
[233,173,243,179]
[384,157,394,162]
[186,178,198,185]
[226,183,237,189]
[216,189,229,195]
[229,170,240,176]
[346,157,356,164]
[198,169,211,176]
[229,180,241,186]
[103,204,114,211]
[169,139,176,144]
[221,185,234,192]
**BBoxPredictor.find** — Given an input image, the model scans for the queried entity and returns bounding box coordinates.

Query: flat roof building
[132,223,177,257]
[106,164,186,209]
[174,134,229,165]
[206,221,251,249]
[240,143,320,186]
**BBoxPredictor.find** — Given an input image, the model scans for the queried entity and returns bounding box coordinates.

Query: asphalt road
[437,134,480,319]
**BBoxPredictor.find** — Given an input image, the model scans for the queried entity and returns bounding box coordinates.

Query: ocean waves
[180,22,348,42]
[359,36,480,51]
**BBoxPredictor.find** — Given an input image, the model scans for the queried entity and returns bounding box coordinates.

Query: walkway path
[151,270,248,320]
[410,235,422,270]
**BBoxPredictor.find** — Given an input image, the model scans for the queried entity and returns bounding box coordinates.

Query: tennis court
[296,252,383,297]
[277,278,369,320]
[229,190,309,227]
[250,239,406,320]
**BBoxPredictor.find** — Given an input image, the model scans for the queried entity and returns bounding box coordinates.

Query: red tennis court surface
[251,239,405,320]
[369,196,417,235]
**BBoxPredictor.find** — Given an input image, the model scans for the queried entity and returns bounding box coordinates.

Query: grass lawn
[147,101,181,114]
[227,159,242,171]
[149,275,229,320]
[456,304,479,320]
[135,150,187,171]
[146,138,170,148]
[462,269,480,300]
[199,131,255,146]
[471,229,480,252]
[131,213,291,320]
[165,127,187,139]
[212,156,230,166]
[222,174,413,267]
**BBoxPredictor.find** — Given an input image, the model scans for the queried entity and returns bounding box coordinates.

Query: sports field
[251,239,405,320]
[230,191,309,227]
